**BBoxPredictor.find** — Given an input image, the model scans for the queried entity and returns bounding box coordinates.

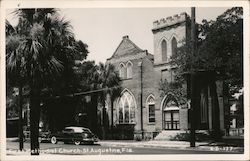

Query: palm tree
[77,61,100,134]
[98,63,121,139]
[6,19,26,150]
[6,9,75,155]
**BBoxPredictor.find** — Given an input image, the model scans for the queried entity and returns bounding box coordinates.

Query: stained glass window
[118,91,136,124]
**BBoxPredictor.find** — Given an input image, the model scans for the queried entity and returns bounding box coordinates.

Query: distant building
[227,93,244,136]
[105,12,227,140]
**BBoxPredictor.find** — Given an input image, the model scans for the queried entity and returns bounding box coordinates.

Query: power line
[38,85,121,100]
[66,86,120,97]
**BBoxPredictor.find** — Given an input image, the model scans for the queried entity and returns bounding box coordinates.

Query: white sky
[6,7,230,63]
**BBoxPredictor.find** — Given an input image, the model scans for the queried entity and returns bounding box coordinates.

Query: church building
[105,12,226,140]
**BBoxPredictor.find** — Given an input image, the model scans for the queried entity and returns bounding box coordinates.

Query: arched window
[118,91,136,123]
[147,95,155,123]
[171,37,177,57]
[161,39,167,62]
[200,89,208,123]
[126,61,133,79]
[119,63,126,79]
[162,94,180,130]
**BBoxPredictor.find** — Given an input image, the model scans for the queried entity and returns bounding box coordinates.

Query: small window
[161,69,174,83]
[147,95,155,123]
[126,61,133,79]
[119,63,126,79]
[171,37,177,57]
[161,39,167,62]
[149,104,155,123]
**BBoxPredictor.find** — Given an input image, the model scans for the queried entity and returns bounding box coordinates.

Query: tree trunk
[110,96,114,139]
[102,98,106,140]
[18,84,23,151]
[30,88,40,155]
[90,93,98,134]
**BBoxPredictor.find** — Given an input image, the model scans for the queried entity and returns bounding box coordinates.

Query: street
[6,141,242,155]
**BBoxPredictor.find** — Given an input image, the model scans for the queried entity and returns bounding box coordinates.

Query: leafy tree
[197,7,243,87]
[97,62,121,139]
[159,7,243,140]
[74,61,100,133]
[6,9,86,155]
[75,61,121,139]
[162,7,243,101]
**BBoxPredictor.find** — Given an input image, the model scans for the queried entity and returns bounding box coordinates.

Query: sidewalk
[6,137,244,153]
[98,140,244,153]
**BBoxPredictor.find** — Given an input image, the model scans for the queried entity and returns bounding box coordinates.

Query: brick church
[105,12,226,140]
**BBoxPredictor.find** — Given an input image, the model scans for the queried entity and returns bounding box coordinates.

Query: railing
[164,121,180,130]
[229,128,244,136]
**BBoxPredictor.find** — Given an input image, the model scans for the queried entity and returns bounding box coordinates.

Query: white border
[1,0,249,161]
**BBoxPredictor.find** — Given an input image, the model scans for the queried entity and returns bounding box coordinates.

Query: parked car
[39,126,98,145]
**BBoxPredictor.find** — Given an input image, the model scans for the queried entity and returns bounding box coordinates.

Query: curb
[98,141,244,153]
[7,139,244,153]
[6,137,19,142]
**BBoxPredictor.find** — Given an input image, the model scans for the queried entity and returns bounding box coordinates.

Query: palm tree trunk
[90,93,98,134]
[18,84,24,151]
[110,96,114,139]
[102,98,106,140]
[30,88,40,155]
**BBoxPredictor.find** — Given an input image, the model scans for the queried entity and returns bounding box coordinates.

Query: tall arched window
[200,89,208,123]
[171,37,177,57]
[119,63,126,79]
[161,39,167,62]
[118,90,136,123]
[147,95,155,123]
[126,61,133,79]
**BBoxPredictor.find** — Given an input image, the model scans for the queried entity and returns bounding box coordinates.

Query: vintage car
[40,126,98,145]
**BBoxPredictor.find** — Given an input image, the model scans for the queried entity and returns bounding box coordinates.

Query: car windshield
[63,129,74,132]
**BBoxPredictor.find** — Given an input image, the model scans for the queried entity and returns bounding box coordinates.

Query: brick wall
[105,13,191,139]
[153,23,187,65]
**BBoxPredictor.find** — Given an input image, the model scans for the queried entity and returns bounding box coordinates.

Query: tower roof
[108,35,143,59]
[152,12,189,32]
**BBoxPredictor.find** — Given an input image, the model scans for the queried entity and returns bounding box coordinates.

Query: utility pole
[138,59,143,139]
[190,7,196,147]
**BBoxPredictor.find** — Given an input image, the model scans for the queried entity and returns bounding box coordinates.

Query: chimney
[123,35,129,39]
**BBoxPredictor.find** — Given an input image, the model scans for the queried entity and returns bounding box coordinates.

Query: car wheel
[51,136,57,144]
[74,140,81,145]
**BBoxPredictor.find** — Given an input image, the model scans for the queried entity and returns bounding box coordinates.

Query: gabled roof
[109,35,143,59]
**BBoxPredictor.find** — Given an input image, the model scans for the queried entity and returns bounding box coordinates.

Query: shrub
[170,130,224,142]
[170,132,190,141]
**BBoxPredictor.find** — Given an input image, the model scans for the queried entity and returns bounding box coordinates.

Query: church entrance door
[164,110,179,130]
